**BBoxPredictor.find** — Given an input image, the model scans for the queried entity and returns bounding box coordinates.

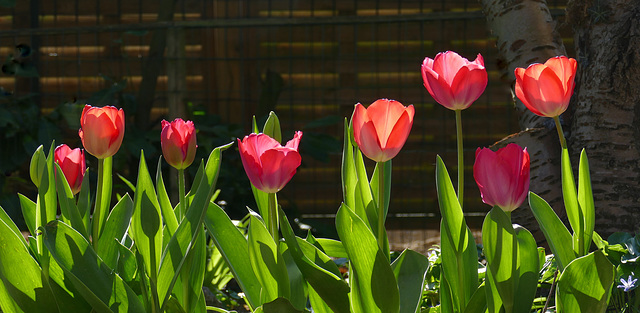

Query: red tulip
[352,99,415,162]
[474,143,530,212]
[515,56,577,117]
[79,105,125,159]
[161,118,197,170]
[238,132,303,193]
[54,144,86,195]
[422,51,488,110]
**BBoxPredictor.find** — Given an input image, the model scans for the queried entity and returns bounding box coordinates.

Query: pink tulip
[474,143,530,212]
[161,118,197,170]
[54,144,86,195]
[238,132,303,193]
[79,105,125,159]
[352,99,415,162]
[422,51,488,110]
[515,56,577,117]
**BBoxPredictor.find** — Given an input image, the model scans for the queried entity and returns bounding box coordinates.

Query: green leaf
[561,147,584,256]
[354,148,375,229]
[528,192,575,271]
[577,149,595,256]
[341,118,357,211]
[390,249,430,313]
[435,156,478,312]
[0,205,26,247]
[462,285,487,313]
[261,297,308,313]
[280,209,350,313]
[18,193,36,237]
[263,111,282,143]
[280,243,308,311]
[130,150,163,286]
[204,202,262,309]
[54,162,89,239]
[157,143,229,311]
[556,250,615,313]
[76,168,92,233]
[156,157,179,237]
[309,237,348,259]
[42,220,145,313]
[0,218,58,313]
[482,207,516,313]
[96,194,134,270]
[336,203,399,313]
[247,212,290,303]
[512,225,539,313]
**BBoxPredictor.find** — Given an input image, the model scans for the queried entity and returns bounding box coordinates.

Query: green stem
[92,157,112,249]
[268,193,278,240]
[178,169,186,221]
[553,116,567,149]
[455,109,464,209]
[377,161,386,252]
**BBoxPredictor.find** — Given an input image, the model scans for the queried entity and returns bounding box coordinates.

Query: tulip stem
[268,192,279,240]
[92,157,112,249]
[377,161,387,252]
[455,109,464,209]
[178,169,186,221]
[553,116,567,149]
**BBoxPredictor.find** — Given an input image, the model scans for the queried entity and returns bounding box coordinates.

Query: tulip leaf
[435,156,478,312]
[341,118,357,211]
[556,250,615,313]
[279,243,308,311]
[263,111,282,144]
[0,205,26,247]
[578,149,595,257]
[390,249,430,313]
[54,162,89,240]
[308,237,348,259]
[462,284,487,313]
[247,212,290,303]
[156,157,179,237]
[76,168,92,233]
[528,192,575,271]
[560,147,584,255]
[354,148,375,229]
[42,220,145,313]
[130,150,163,287]
[42,142,57,228]
[280,209,350,313]
[336,203,399,313]
[371,160,392,221]
[261,297,308,313]
[204,202,262,309]
[512,224,539,313]
[157,143,227,311]
[96,193,133,270]
[482,207,516,313]
[17,193,36,237]
[0,218,58,313]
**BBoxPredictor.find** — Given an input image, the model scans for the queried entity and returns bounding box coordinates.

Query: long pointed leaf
[156,157,179,236]
[528,192,575,271]
[54,162,89,239]
[577,149,595,256]
[42,220,145,313]
[336,203,399,313]
[391,249,429,313]
[561,147,583,255]
[96,194,134,269]
[341,118,357,211]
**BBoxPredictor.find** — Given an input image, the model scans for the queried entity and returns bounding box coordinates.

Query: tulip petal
[450,66,488,110]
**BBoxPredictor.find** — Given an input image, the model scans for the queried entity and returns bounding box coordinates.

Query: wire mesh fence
[0,0,572,244]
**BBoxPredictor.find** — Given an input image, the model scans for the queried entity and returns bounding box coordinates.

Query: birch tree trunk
[480,0,569,241]
[565,0,640,235]
[483,0,640,237]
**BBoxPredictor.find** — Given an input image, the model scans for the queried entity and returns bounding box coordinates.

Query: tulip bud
[474,143,530,212]
[29,145,46,187]
[160,118,197,170]
[79,105,125,159]
[54,144,86,195]
[238,132,302,193]
[352,99,415,162]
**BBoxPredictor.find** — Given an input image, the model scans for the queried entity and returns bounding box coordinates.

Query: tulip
[352,99,415,162]
[54,144,86,195]
[514,56,577,118]
[474,143,530,212]
[161,118,197,170]
[79,105,125,159]
[422,51,488,110]
[238,131,303,193]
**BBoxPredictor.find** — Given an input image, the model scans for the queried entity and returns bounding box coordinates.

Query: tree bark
[480,0,569,242]
[566,0,640,235]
